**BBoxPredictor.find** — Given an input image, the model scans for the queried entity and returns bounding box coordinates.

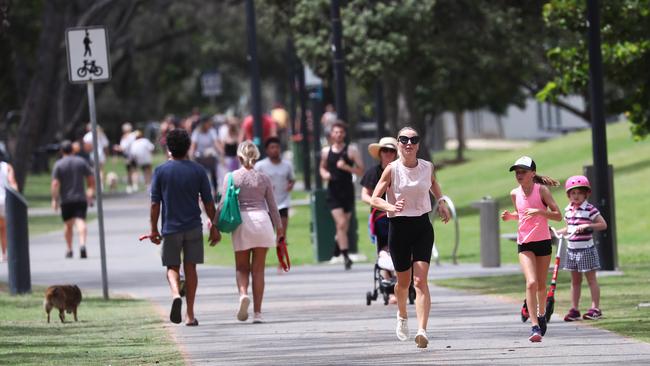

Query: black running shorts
[388,213,434,272]
[60,201,88,222]
[326,181,355,213]
[517,239,553,256]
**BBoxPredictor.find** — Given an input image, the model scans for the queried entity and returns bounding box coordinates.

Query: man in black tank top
[319,122,364,270]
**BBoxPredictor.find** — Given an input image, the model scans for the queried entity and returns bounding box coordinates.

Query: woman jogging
[215,141,285,323]
[370,127,450,349]
[557,175,607,322]
[501,156,562,342]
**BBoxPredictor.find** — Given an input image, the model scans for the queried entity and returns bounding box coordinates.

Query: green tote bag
[217,173,242,233]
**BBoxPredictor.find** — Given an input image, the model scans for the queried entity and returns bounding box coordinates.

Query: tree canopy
[539,0,650,139]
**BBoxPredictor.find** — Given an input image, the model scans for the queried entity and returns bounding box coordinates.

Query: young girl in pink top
[501,156,562,342]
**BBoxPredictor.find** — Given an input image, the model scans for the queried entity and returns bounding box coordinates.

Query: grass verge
[433,264,650,343]
[203,201,378,266]
[0,284,182,366]
[204,122,650,267]
[28,213,97,237]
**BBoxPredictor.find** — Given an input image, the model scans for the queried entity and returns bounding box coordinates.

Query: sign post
[65,26,111,300]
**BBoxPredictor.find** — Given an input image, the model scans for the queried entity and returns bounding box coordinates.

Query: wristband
[437,196,448,204]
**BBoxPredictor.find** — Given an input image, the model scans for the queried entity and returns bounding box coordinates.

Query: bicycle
[77,60,103,78]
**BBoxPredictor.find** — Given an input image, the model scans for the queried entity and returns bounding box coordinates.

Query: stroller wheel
[408,286,416,305]
[383,292,389,305]
[366,291,372,306]
[373,289,378,300]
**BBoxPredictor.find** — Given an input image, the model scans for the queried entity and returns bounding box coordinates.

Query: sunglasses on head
[398,135,420,145]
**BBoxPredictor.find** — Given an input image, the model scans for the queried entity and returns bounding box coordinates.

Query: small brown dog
[44,285,82,323]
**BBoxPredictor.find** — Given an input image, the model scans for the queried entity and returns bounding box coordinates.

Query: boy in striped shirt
[557,175,608,321]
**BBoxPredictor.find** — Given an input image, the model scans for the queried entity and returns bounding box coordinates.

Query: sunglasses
[398,135,420,145]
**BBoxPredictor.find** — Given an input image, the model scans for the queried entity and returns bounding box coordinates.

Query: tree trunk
[12,1,67,191]
[402,77,430,161]
[454,111,465,162]
[384,76,399,136]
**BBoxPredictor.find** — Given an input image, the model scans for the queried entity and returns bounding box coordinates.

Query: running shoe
[528,325,542,342]
[65,250,73,259]
[415,329,428,348]
[253,312,264,324]
[583,308,602,320]
[537,315,547,336]
[237,295,250,321]
[564,308,581,322]
[344,256,353,271]
[396,313,409,341]
[80,247,87,259]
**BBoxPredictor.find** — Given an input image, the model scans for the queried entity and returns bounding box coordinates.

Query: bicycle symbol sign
[65,26,111,84]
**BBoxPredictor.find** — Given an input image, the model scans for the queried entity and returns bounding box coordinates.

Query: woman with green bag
[215,141,284,324]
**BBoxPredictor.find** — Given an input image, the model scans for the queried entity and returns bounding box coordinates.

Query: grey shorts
[161,227,204,266]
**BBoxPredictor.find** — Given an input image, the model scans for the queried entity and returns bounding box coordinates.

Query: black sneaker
[65,250,73,259]
[529,325,542,342]
[333,243,341,257]
[80,247,87,259]
[537,315,547,336]
[344,256,353,270]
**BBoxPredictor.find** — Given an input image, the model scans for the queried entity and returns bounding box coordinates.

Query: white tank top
[0,162,9,204]
[386,159,432,217]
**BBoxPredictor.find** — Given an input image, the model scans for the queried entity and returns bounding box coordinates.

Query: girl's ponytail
[533,174,560,187]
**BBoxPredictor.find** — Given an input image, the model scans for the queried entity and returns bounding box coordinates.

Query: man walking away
[51,140,95,259]
[148,129,220,326]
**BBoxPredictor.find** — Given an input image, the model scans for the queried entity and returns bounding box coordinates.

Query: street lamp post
[586,0,617,270]
[330,0,348,124]
[245,0,263,152]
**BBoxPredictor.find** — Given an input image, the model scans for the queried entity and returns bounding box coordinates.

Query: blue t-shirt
[151,159,213,235]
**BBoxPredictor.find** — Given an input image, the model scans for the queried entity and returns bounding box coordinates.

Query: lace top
[216,167,282,230]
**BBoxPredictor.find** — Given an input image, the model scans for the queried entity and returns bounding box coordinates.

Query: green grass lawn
[429,121,650,344]
[433,264,650,343]
[431,121,650,266]
[23,152,168,208]
[206,121,650,268]
[0,284,182,366]
[28,213,97,237]
[204,202,378,266]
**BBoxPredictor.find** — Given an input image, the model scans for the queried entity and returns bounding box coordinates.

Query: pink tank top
[386,159,432,218]
[515,183,551,244]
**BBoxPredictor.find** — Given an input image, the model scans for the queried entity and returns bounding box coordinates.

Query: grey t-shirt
[191,128,219,157]
[254,158,294,210]
[52,155,93,204]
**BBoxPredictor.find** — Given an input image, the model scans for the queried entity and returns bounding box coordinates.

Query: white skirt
[232,209,276,252]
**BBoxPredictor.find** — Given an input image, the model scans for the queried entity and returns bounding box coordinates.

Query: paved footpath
[3,192,650,365]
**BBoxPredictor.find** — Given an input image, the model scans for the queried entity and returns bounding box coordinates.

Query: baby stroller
[365,209,416,306]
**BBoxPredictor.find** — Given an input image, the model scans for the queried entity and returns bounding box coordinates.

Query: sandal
[186,318,199,326]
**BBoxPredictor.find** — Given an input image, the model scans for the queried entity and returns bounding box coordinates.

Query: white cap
[509,156,536,171]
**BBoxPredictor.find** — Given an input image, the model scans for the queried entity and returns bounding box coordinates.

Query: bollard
[310,189,336,261]
[6,187,31,295]
[471,197,500,268]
